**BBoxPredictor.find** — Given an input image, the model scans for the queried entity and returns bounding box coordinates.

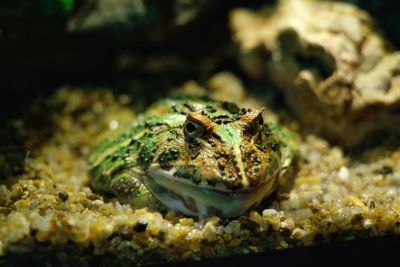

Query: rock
[230,0,400,148]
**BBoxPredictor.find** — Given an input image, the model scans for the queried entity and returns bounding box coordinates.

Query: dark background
[1,0,399,122]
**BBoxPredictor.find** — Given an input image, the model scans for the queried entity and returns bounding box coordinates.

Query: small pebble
[292,228,308,240]
[381,166,393,175]
[58,192,69,202]
[363,219,373,229]
[338,166,350,181]
[109,120,119,130]
[228,238,241,247]
[374,165,394,176]
[133,219,148,232]
[262,209,278,217]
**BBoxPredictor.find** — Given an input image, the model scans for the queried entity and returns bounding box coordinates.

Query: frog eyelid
[239,108,265,126]
[185,112,215,135]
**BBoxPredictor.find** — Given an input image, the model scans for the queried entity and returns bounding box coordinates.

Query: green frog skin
[89,97,297,217]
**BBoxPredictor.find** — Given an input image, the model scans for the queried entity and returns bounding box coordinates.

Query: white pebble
[109,120,119,130]
[338,167,350,181]
[363,219,373,229]
[292,228,308,240]
[292,209,313,223]
[92,199,104,207]
[114,201,123,212]
[262,209,278,217]
[224,225,232,234]
[309,151,321,163]
[385,187,397,197]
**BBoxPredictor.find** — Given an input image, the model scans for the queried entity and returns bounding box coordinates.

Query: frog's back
[88,116,147,195]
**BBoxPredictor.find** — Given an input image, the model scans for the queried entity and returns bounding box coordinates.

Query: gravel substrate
[0,86,399,266]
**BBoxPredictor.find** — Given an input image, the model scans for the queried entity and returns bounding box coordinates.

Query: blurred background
[0,0,399,120]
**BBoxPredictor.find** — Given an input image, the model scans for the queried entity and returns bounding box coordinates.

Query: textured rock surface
[230,0,400,147]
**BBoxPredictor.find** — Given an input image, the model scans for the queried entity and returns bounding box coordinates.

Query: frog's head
[146,101,284,217]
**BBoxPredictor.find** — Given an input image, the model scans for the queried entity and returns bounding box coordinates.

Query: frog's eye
[184,120,204,138]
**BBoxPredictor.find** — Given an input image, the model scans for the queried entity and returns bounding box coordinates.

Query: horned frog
[89,96,298,218]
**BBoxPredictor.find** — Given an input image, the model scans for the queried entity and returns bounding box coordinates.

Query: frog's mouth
[145,165,279,218]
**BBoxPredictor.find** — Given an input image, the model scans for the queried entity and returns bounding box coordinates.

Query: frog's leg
[109,171,153,208]
[90,160,154,208]
[89,136,154,208]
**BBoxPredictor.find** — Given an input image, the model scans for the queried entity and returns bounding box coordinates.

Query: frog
[89,96,298,218]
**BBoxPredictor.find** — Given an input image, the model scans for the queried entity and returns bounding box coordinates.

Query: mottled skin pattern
[89,97,297,217]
